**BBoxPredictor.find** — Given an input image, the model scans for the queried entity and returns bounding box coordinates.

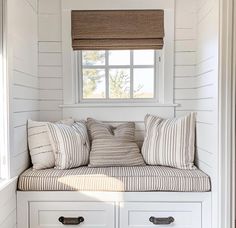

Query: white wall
[9,0,39,178]
[38,0,63,121]
[176,0,219,226]
[175,0,219,179]
[0,0,39,227]
[196,0,219,227]
[37,0,219,175]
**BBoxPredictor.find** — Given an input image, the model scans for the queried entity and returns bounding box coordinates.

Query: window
[78,50,162,102]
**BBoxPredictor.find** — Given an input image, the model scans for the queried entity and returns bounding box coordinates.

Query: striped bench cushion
[18,166,210,192]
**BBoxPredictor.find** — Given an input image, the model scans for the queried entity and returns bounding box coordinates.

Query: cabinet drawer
[120,202,201,228]
[30,202,115,228]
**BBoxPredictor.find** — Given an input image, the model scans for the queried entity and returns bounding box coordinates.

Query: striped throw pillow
[141,113,196,169]
[47,121,90,169]
[87,118,145,167]
[28,119,74,170]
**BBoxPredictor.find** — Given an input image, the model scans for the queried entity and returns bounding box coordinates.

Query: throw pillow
[87,118,145,167]
[27,118,74,169]
[47,121,90,169]
[141,113,196,169]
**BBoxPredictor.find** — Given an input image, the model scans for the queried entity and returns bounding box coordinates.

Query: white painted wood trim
[0,0,11,179]
[218,0,235,227]
[62,0,175,11]
[60,103,179,108]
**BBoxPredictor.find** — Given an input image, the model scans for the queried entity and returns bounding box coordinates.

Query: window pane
[82,51,105,66]
[83,69,106,99]
[133,68,154,98]
[109,50,130,65]
[133,50,154,65]
[109,69,130,99]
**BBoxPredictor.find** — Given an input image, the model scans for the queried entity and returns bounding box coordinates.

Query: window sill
[60,103,179,108]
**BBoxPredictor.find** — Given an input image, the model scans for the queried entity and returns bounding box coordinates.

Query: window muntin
[79,50,160,101]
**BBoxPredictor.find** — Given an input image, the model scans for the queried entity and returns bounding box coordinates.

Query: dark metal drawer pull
[58,216,84,225]
[149,216,175,225]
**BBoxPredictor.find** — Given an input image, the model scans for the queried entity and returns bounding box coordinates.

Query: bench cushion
[18,166,210,192]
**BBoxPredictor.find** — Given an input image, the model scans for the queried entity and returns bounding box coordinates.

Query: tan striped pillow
[27,119,74,170]
[87,118,145,167]
[142,113,196,169]
[47,121,90,169]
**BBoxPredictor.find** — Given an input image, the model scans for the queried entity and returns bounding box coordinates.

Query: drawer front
[30,202,115,228]
[120,202,201,228]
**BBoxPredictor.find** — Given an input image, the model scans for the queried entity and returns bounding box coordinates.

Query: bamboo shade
[71,10,164,50]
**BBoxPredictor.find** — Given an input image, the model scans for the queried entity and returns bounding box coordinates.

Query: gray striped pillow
[87,118,145,167]
[28,119,74,170]
[141,113,196,169]
[47,121,90,169]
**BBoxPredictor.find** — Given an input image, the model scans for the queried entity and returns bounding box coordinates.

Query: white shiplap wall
[37,0,218,179]
[0,0,39,227]
[9,0,39,177]
[194,0,218,178]
[38,0,199,123]
[38,0,63,121]
[175,0,219,180]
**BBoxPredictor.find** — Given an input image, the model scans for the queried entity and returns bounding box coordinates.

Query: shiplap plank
[63,107,175,122]
[175,52,196,65]
[13,85,39,100]
[38,14,61,41]
[40,89,63,100]
[13,56,37,78]
[39,78,63,89]
[175,77,194,89]
[175,110,215,124]
[38,53,62,66]
[13,70,38,88]
[196,57,215,75]
[39,110,63,121]
[196,71,213,87]
[175,88,196,99]
[39,41,62,53]
[11,151,30,177]
[176,0,197,13]
[175,40,196,52]
[176,98,214,111]
[196,123,216,152]
[39,66,63,77]
[13,99,39,113]
[175,28,196,40]
[13,125,27,156]
[39,100,62,111]
[176,12,196,29]
[175,66,196,77]
[39,0,61,14]
[13,111,39,127]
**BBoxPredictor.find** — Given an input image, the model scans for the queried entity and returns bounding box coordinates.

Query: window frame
[77,50,163,104]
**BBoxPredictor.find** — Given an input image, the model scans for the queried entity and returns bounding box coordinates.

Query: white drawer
[120,202,201,228]
[30,202,115,228]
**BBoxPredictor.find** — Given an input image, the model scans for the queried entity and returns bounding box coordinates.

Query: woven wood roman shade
[71,10,164,50]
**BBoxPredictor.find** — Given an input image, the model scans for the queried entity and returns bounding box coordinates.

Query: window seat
[18,166,210,192]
